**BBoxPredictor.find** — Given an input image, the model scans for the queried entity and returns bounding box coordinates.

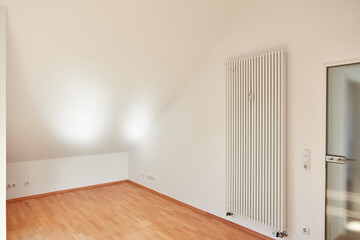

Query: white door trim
[0,5,6,240]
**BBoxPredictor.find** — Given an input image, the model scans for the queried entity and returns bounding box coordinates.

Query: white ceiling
[2,0,253,162]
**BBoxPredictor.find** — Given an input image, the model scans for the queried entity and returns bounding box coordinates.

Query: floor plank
[7,182,264,240]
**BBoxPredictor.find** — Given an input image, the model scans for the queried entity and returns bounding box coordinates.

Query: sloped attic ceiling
[2,0,253,162]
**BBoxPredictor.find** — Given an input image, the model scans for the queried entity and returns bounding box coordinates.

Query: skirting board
[6,179,274,240]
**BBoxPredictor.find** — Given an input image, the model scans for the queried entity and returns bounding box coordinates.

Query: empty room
[1,0,360,239]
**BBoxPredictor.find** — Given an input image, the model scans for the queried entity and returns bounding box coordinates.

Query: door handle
[326,155,356,164]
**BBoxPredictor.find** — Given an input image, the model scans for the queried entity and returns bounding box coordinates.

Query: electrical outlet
[24,181,30,186]
[146,174,155,181]
[302,227,310,235]
[303,162,311,171]
[6,183,16,189]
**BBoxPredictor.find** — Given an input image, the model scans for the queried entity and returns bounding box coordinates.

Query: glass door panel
[326,63,360,240]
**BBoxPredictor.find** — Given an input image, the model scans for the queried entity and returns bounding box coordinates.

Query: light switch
[302,149,311,170]
[302,149,310,157]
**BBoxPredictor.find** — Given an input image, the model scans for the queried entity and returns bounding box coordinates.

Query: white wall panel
[6,153,128,200]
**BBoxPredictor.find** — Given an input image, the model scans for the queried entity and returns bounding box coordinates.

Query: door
[326,62,360,240]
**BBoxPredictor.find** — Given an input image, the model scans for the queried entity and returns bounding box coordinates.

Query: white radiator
[225,50,286,235]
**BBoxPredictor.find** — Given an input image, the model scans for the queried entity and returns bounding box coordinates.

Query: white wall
[0,0,252,163]
[7,152,128,200]
[0,5,6,240]
[129,0,360,240]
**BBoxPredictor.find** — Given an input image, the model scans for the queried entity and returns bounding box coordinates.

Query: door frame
[323,58,360,240]
[0,5,5,240]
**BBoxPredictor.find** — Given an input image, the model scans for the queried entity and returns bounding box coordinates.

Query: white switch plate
[302,149,311,170]
[302,149,311,163]
[302,149,310,157]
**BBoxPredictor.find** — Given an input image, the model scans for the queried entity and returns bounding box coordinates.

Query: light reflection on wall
[27,59,155,149]
[44,72,109,146]
[123,106,151,143]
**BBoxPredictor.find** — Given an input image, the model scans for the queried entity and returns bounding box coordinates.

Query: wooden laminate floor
[7,182,263,240]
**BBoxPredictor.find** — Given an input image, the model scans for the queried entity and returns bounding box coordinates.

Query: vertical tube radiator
[225,50,286,237]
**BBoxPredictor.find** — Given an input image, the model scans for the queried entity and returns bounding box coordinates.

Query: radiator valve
[274,231,288,238]
[226,212,233,216]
